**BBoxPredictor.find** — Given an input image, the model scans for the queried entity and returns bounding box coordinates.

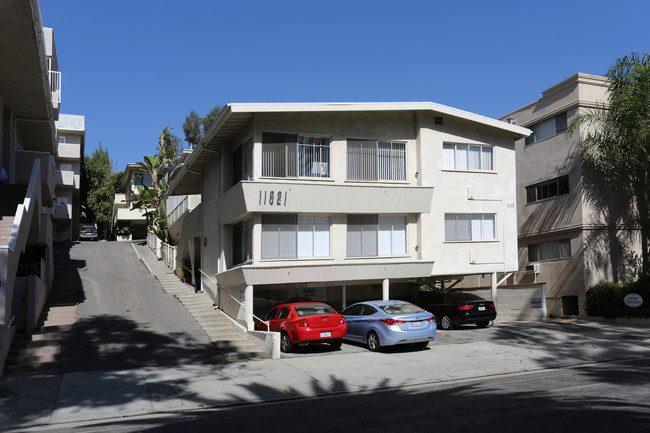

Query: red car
[256,302,347,353]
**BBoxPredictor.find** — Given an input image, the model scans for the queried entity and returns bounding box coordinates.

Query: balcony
[216,181,435,225]
[15,151,56,205]
[54,203,72,220]
[49,70,61,107]
[56,142,80,159]
[56,170,80,189]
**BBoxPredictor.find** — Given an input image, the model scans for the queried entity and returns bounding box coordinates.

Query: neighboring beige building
[0,1,63,376]
[500,73,639,317]
[168,102,529,330]
[54,114,84,241]
[112,163,154,240]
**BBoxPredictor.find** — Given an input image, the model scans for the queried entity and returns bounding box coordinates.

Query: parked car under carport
[414,290,496,330]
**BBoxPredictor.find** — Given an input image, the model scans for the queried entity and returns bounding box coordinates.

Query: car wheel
[367,331,381,352]
[329,339,343,350]
[476,321,490,328]
[414,341,429,348]
[440,315,454,330]
[280,332,293,353]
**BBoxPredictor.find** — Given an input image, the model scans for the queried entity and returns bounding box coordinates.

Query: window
[528,239,571,262]
[232,218,253,266]
[59,163,73,172]
[526,175,569,203]
[445,214,496,241]
[347,139,406,181]
[347,215,406,257]
[261,214,330,259]
[525,112,568,145]
[262,132,330,178]
[443,143,493,171]
[233,140,253,184]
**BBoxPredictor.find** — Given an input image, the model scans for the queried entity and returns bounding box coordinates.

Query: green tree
[182,105,222,147]
[82,143,119,239]
[130,125,179,243]
[570,52,650,271]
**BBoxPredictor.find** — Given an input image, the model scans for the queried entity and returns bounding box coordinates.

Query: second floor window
[525,112,568,145]
[233,218,253,266]
[443,143,493,171]
[262,132,330,178]
[526,175,569,203]
[347,139,406,181]
[262,214,330,259]
[445,213,496,241]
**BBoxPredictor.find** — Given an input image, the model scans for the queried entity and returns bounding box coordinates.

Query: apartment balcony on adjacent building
[49,69,61,110]
[53,203,72,220]
[15,150,56,205]
[56,142,80,159]
[56,169,80,189]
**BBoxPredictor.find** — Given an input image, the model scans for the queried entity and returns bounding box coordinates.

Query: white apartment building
[54,114,84,242]
[500,73,637,317]
[0,1,63,376]
[112,163,155,240]
[168,103,529,329]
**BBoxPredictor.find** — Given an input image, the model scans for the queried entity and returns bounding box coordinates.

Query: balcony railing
[49,70,61,104]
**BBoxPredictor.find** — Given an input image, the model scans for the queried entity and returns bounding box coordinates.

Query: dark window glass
[526,175,570,203]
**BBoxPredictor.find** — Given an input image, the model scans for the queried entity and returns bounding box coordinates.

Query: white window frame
[443,143,493,171]
[445,213,496,241]
[262,214,330,259]
[347,214,407,257]
[262,132,331,178]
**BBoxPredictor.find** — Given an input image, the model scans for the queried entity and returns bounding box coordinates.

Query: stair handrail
[199,269,269,331]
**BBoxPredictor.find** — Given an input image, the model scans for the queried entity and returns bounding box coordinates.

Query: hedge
[586,274,650,319]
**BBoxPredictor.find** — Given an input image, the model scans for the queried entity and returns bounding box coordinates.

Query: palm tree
[570,52,650,271]
[131,125,180,243]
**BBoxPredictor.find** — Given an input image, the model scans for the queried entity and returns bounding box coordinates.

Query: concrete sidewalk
[1,318,649,430]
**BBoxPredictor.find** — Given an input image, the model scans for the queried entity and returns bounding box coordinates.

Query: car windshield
[294,304,336,316]
[378,303,425,315]
[449,292,486,302]
[80,225,95,231]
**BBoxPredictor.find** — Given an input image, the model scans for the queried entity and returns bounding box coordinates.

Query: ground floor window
[262,214,330,259]
[528,238,571,262]
[347,215,406,257]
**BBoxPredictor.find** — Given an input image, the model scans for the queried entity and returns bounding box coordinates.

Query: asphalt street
[59,241,223,372]
[10,356,650,433]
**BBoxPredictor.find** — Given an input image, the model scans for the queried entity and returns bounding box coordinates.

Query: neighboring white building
[112,163,153,240]
[168,102,529,329]
[0,1,63,376]
[54,114,84,242]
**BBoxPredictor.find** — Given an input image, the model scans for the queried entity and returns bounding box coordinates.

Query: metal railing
[161,242,177,271]
[199,269,269,331]
[167,195,189,227]
[49,70,61,104]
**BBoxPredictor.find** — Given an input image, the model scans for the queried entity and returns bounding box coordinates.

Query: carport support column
[245,285,254,331]
[491,272,498,325]
[342,284,347,309]
[382,279,389,300]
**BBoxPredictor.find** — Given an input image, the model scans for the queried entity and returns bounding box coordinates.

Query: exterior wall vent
[434,116,443,125]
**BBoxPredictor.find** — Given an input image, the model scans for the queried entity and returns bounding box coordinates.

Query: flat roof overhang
[168,102,531,196]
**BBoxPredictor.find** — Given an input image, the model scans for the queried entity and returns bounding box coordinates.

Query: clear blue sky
[40,0,649,172]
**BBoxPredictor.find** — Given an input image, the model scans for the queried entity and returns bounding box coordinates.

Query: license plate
[412,321,422,327]
[320,331,332,338]
[478,306,486,311]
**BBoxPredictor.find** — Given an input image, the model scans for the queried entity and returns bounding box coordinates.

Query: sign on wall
[624,293,643,308]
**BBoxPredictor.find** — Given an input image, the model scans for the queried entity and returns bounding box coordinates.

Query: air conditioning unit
[525,264,540,274]
[312,162,329,176]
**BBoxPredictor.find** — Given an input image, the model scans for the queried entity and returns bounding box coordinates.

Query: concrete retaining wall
[461,283,547,322]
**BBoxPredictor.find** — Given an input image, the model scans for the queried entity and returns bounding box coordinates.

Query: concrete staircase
[138,246,266,361]
[3,305,76,375]
[0,216,14,245]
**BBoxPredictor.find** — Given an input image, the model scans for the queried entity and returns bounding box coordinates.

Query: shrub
[586,275,650,319]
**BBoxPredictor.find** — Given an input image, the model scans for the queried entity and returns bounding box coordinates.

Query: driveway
[59,241,223,372]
